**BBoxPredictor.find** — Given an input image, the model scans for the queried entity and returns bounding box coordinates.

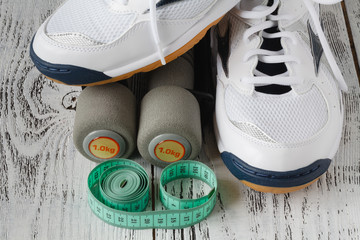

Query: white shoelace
[113,0,166,65]
[236,0,348,91]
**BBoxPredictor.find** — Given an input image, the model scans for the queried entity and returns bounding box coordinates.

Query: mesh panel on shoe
[157,0,215,20]
[225,85,328,143]
[230,121,277,143]
[46,0,136,45]
[48,33,103,46]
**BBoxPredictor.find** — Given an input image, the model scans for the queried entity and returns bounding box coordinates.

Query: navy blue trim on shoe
[30,37,111,85]
[221,152,331,188]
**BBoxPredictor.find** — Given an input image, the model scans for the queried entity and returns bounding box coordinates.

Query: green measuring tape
[88,159,217,229]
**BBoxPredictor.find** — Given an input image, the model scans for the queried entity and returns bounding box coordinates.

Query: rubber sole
[221,152,331,194]
[241,178,320,194]
[32,16,223,86]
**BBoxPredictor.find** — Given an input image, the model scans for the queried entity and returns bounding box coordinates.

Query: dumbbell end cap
[83,130,127,161]
[148,134,192,163]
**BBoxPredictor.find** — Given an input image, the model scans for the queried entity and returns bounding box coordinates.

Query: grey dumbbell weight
[73,83,136,162]
[137,51,202,168]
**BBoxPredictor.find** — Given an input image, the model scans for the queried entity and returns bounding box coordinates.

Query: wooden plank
[321,4,360,88]
[1,1,360,240]
[0,1,154,239]
[344,0,360,74]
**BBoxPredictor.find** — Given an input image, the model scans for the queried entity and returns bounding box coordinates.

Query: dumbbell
[73,83,136,162]
[137,51,202,168]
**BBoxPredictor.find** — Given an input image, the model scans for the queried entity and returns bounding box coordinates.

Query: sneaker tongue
[237,0,269,26]
[278,0,308,27]
[254,0,292,95]
[239,0,268,11]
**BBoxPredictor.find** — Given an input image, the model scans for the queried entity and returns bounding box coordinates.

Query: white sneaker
[30,0,239,86]
[213,0,347,193]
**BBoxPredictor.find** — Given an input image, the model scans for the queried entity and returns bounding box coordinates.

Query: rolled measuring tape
[88,159,217,229]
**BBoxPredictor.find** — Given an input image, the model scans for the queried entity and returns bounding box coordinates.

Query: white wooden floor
[1,1,360,240]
